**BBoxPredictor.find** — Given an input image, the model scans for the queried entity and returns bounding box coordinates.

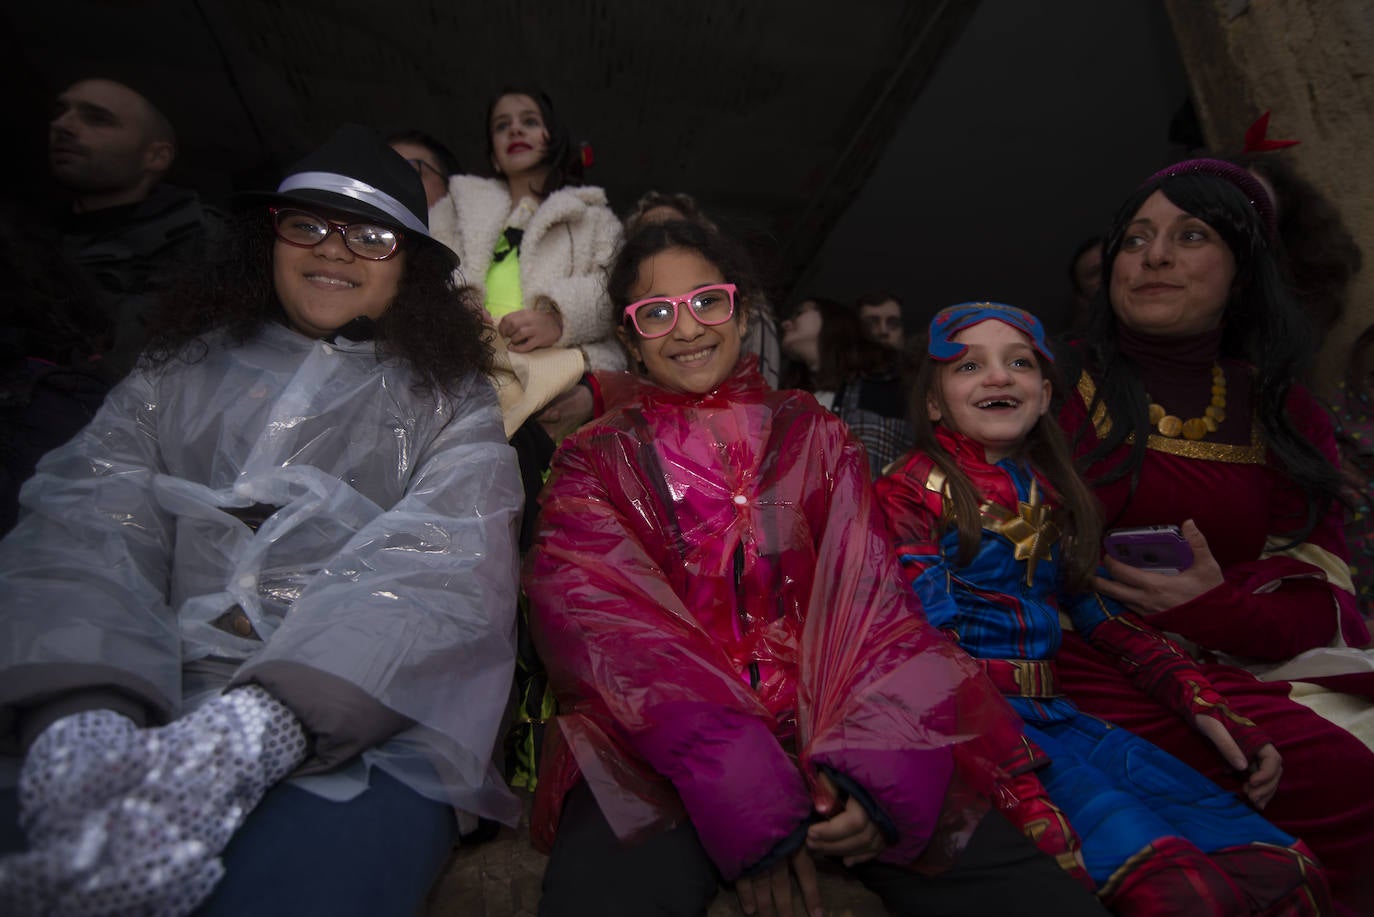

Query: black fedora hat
[241,123,434,241]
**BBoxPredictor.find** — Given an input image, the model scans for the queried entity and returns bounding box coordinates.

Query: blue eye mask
[928,302,1055,364]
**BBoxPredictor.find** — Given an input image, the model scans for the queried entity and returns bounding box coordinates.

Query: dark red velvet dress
[1057,329,1374,914]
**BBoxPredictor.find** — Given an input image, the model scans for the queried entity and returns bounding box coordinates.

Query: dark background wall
[800,0,1191,330]
[3,0,1192,334]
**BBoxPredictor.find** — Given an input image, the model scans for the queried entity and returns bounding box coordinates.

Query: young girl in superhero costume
[522,224,1109,917]
[874,302,1331,916]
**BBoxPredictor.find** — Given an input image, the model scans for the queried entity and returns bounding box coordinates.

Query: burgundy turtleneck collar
[1116,324,1222,376]
[1115,323,1253,443]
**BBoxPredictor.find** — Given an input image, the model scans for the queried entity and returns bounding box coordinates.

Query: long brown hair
[912,340,1103,592]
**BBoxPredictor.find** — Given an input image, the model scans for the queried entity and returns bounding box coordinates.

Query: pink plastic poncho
[524,357,1019,880]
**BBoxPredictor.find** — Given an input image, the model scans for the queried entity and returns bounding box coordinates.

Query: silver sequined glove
[0,685,307,916]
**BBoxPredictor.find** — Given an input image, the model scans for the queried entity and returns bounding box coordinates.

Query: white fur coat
[429,176,626,372]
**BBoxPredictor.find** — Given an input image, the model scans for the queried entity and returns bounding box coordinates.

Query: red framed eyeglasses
[270,207,403,261]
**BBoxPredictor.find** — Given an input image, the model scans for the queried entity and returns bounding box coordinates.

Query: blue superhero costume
[876,426,1330,915]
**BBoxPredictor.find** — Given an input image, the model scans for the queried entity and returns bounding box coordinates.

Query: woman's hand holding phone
[1095,519,1225,615]
[1103,525,1194,574]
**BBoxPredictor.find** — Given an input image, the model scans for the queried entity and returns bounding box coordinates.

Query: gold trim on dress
[1075,372,1267,464]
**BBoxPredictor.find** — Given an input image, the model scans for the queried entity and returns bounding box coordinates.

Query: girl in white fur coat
[429,88,625,374]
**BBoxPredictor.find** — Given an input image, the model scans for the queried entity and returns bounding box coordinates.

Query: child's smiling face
[621,247,743,395]
[928,320,1052,463]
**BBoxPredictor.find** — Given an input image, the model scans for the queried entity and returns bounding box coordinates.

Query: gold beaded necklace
[1147,364,1226,440]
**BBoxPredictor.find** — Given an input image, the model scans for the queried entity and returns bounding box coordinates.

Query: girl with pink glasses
[522,219,1106,917]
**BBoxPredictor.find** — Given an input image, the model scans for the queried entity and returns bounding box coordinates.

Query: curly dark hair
[484,86,584,199]
[1229,152,1363,337]
[623,191,717,234]
[1076,171,1339,541]
[607,219,763,340]
[143,209,493,396]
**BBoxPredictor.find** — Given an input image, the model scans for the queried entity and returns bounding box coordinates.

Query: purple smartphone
[1103,525,1194,575]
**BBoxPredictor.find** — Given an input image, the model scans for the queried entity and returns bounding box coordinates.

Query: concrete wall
[1165,0,1374,395]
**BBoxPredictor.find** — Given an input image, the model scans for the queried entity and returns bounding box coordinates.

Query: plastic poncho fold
[524,358,1020,879]
[0,323,523,822]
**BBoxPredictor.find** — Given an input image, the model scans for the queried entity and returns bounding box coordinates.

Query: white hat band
[277,171,429,236]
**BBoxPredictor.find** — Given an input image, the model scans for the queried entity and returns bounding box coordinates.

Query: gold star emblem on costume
[980,479,1060,586]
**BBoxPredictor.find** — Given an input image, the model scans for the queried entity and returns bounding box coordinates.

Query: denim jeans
[1,765,457,917]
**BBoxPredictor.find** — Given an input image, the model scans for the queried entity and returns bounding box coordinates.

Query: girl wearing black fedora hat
[0,125,523,916]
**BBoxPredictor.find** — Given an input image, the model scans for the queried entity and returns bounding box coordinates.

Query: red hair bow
[1243,111,1301,153]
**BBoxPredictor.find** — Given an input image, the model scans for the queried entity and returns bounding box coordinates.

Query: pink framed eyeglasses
[622,283,738,339]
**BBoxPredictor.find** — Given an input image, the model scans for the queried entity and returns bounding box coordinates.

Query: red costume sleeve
[872,455,947,590]
[1148,574,1340,660]
[1077,608,1272,759]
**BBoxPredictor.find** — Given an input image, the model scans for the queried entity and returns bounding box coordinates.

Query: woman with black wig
[1056,157,1374,913]
[0,125,522,916]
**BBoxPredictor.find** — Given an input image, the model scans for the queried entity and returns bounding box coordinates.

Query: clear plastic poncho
[0,323,523,822]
